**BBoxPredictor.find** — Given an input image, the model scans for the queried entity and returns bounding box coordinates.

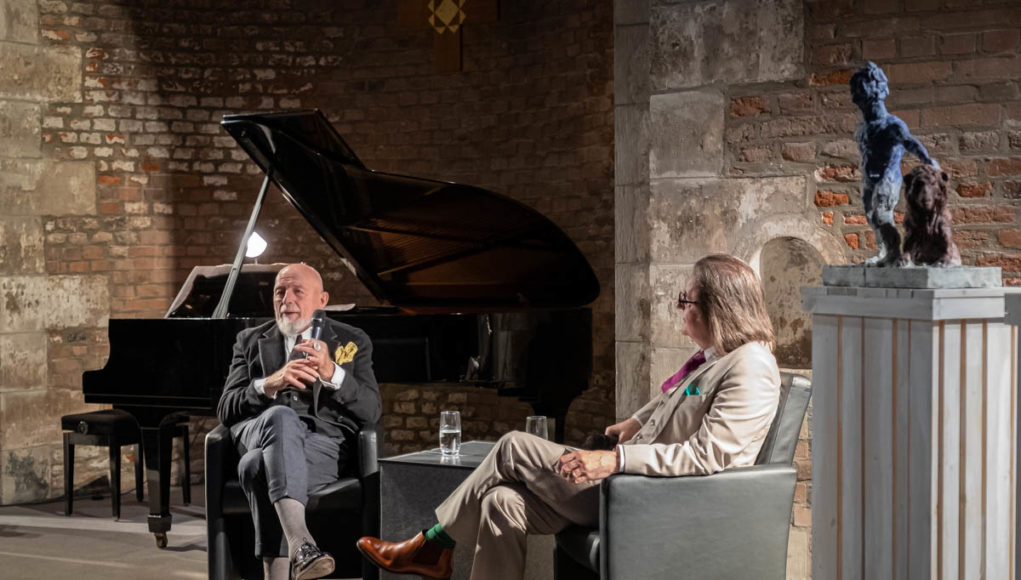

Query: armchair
[555,372,811,580]
[205,422,381,580]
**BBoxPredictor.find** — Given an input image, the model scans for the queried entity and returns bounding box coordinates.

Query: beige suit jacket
[618,341,780,477]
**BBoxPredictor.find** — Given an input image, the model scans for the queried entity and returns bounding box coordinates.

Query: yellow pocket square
[334,341,358,365]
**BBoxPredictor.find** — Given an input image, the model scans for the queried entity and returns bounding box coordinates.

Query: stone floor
[0,483,363,580]
[0,484,205,579]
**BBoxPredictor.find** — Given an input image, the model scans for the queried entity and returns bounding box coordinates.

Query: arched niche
[759,237,826,369]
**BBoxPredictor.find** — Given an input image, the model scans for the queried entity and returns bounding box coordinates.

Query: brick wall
[381,384,534,452]
[729,0,1021,280]
[0,0,613,503]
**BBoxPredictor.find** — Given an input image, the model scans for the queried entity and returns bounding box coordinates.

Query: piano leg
[138,416,177,548]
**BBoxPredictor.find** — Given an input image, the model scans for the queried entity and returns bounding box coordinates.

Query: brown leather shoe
[356,532,453,579]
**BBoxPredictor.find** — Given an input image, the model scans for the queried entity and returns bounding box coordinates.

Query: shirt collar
[284,328,312,339]
[283,327,312,350]
[703,346,718,361]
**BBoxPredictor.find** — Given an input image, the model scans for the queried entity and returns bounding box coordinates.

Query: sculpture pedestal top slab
[822,265,1001,289]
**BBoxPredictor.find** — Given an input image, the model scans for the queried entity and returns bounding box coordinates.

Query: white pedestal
[803,285,1020,580]
[1004,293,1021,580]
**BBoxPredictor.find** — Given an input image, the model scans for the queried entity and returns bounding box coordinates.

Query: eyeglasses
[676,290,698,310]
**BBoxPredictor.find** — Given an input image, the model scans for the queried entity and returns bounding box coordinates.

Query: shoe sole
[294,554,335,580]
[355,543,450,580]
[355,541,388,570]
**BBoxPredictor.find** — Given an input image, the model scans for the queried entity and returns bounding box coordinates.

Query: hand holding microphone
[291,310,334,381]
[309,309,325,342]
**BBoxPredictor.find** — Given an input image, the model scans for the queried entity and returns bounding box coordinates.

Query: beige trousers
[434,431,601,580]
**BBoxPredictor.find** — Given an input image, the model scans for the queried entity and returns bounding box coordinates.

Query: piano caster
[154,531,168,548]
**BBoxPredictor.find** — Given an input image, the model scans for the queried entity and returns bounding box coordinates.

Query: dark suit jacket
[217,318,382,441]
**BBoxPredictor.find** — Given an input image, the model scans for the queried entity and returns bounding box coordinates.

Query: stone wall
[614,0,1021,577]
[0,0,614,504]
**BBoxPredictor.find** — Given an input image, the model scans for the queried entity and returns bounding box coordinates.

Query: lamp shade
[245,231,267,258]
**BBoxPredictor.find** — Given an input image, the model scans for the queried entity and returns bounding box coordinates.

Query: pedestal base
[822,265,1001,289]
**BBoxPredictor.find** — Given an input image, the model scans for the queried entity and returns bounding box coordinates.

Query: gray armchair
[554,372,811,580]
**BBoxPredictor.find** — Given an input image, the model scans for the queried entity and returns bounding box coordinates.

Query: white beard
[276,314,310,337]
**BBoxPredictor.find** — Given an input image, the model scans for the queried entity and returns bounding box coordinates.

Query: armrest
[600,464,796,580]
[204,424,234,516]
[357,422,382,479]
[206,423,230,449]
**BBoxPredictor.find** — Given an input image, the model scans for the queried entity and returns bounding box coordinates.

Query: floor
[0,483,366,579]
[0,484,208,579]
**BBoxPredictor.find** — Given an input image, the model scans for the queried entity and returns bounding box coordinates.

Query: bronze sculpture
[901,165,961,267]
[850,62,939,267]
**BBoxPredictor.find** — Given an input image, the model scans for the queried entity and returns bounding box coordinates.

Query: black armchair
[555,372,811,580]
[205,422,381,580]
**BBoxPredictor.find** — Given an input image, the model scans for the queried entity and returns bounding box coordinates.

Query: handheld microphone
[289,310,327,362]
[309,310,326,341]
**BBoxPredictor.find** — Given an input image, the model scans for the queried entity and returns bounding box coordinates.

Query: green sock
[423,523,456,549]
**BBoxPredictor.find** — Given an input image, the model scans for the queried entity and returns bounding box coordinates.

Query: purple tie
[661,350,707,393]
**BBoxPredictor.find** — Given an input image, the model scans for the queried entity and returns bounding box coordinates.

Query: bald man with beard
[217,263,381,580]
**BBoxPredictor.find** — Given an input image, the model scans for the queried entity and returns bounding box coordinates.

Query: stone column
[803,267,1018,580]
[613,0,653,418]
[0,0,107,504]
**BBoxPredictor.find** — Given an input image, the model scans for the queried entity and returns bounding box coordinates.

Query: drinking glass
[439,410,461,456]
[525,415,548,440]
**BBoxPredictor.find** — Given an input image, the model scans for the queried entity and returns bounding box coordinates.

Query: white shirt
[253,327,346,399]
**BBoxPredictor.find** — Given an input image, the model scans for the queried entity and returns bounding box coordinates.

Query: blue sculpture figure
[850,62,938,266]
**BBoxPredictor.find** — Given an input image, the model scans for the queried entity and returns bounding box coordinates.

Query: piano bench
[61,409,192,519]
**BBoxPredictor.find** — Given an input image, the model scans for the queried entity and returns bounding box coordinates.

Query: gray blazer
[217,318,382,440]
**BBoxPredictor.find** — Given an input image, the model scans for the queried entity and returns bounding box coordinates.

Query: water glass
[525,415,548,440]
[440,410,461,456]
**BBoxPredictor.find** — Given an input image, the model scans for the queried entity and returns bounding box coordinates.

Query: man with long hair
[357,254,781,580]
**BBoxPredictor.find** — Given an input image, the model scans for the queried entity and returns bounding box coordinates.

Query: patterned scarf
[660,350,707,393]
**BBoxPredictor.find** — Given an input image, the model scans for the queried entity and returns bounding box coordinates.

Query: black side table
[379,441,495,580]
[378,440,555,580]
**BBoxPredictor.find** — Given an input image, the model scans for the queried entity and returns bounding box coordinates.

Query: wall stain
[4,290,21,315]
[4,452,49,501]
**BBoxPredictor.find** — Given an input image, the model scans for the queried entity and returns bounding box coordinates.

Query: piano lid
[221,110,599,309]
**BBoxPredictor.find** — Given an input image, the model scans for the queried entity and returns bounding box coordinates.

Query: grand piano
[82,109,599,547]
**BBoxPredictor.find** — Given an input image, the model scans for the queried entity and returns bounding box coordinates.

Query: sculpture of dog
[899,164,961,267]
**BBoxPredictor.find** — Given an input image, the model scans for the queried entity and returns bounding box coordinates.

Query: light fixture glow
[245,231,268,258]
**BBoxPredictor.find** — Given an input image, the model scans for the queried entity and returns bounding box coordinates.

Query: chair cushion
[61,409,139,438]
[307,478,363,512]
[220,479,252,515]
[220,476,363,515]
[556,525,600,572]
